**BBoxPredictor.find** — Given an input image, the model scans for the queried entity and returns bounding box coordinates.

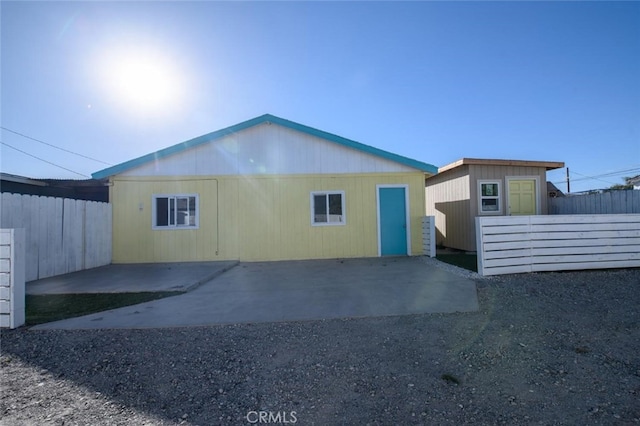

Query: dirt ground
[1,267,639,425]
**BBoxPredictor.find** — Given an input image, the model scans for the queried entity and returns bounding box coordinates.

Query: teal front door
[378,187,408,256]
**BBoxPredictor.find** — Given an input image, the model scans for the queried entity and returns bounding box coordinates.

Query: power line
[552,166,640,186]
[570,170,617,186]
[0,126,112,165]
[573,167,640,180]
[0,140,89,178]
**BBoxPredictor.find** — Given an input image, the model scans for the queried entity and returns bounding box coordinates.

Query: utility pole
[566,167,570,194]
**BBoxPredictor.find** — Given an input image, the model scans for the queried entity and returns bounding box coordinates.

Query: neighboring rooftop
[437,158,565,174]
[0,173,108,202]
[0,172,48,187]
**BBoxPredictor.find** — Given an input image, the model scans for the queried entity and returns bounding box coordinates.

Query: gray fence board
[549,191,640,215]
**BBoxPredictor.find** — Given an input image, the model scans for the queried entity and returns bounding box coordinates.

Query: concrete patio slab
[26,261,239,294]
[31,257,479,330]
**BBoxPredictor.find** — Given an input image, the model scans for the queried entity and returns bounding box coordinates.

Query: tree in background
[609,175,640,190]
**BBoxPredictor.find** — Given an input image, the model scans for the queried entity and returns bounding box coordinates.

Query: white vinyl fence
[549,191,640,215]
[422,216,436,258]
[0,228,25,328]
[0,193,111,281]
[476,214,640,276]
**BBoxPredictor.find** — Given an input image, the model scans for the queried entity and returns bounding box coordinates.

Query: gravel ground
[1,266,639,425]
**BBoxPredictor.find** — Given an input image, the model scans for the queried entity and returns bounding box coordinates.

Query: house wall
[110,172,425,263]
[469,164,548,217]
[425,166,472,251]
[120,123,416,177]
[426,164,550,251]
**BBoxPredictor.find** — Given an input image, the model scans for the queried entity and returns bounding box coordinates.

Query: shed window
[153,194,199,229]
[478,181,501,214]
[311,191,345,226]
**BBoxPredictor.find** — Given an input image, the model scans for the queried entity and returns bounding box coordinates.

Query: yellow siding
[111,177,240,263]
[111,173,425,263]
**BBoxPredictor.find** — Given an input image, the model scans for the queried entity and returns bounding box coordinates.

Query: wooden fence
[475,214,640,276]
[422,216,436,258]
[549,190,640,214]
[0,193,111,281]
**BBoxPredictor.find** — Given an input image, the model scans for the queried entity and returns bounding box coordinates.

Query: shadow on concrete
[31,257,479,330]
[27,261,239,295]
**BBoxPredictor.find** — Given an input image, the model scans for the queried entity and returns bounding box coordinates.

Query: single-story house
[547,181,564,198]
[425,158,565,252]
[92,114,437,263]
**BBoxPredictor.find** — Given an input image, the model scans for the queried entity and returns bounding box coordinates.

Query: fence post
[428,216,436,258]
[475,217,484,275]
[0,229,25,329]
[422,216,436,257]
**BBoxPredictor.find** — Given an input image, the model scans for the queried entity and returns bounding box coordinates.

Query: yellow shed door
[508,180,536,215]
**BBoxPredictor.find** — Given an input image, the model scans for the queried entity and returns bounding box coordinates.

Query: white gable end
[120,123,417,176]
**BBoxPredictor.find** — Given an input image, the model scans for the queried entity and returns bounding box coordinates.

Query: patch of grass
[26,292,184,326]
[436,253,478,272]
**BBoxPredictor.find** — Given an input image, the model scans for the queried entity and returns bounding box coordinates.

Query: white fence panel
[422,216,436,258]
[476,214,640,276]
[63,198,83,273]
[0,193,112,280]
[85,200,112,269]
[0,228,25,329]
[549,191,640,215]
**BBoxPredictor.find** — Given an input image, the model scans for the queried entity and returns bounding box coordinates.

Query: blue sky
[1,1,639,192]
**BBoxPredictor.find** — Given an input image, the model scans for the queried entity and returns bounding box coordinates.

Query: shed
[425,158,565,252]
[93,114,437,263]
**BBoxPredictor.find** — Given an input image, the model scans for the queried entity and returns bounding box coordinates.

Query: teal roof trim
[92,114,437,179]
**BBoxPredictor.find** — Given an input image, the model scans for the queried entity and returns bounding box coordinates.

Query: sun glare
[97,46,184,115]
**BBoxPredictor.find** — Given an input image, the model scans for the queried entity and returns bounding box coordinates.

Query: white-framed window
[310,191,345,226]
[152,194,199,229]
[478,181,502,214]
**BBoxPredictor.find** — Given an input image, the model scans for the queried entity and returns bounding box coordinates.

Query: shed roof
[92,114,437,179]
[0,172,48,186]
[437,158,565,174]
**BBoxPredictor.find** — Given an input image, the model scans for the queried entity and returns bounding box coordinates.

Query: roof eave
[437,158,565,174]
[92,114,438,178]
